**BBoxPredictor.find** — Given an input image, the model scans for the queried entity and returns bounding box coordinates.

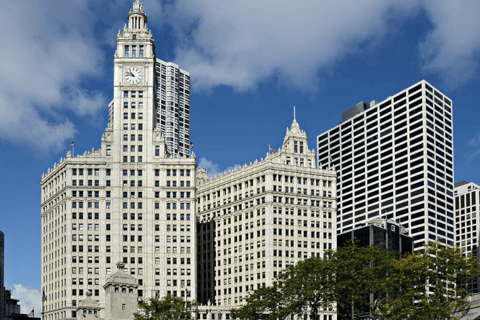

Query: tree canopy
[375,242,480,320]
[134,294,195,320]
[232,241,480,320]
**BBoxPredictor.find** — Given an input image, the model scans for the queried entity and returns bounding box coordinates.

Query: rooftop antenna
[294,106,296,121]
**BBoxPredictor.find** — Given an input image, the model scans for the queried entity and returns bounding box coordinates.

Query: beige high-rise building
[42,2,338,320]
[196,117,337,320]
[40,2,196,319]
[454,181,480,293]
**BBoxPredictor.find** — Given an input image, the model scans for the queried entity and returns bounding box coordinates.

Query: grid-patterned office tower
[40,2,197,319]
[454,181,480,292]
[155,61,191,158]
[317,80,455,249]
[196,118,337,320]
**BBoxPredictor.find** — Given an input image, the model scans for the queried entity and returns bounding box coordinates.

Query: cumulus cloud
[420,1,480,89]
[8,283,41,315]
[163,0,420,93]
[0,0,107,153]
[4,0,479,152]
[198,157,221,177]
[198,157,241,178]
[157,0,480,92]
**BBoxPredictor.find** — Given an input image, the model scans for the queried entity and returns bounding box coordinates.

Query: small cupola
[128,0,148,30]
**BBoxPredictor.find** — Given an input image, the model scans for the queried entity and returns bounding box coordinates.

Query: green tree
[376,242,480,320]
[231,284,283,320]
[327,240,399,320]
[233,240,399,320]
[277,257,333,320]
[232,257,332,320]
[134,294,195,320]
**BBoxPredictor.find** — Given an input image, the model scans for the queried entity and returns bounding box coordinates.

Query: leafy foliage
[276,257,333,320]
[327,241,399,320]
[375,242,480,320]
[231,284,283,320]
[134,294,195,320]
[233,241,480,320]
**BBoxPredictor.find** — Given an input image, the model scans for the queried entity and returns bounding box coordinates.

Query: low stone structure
[455,294,480,320]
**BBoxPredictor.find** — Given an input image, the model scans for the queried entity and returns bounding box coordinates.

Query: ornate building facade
[41,2,196,319]
[41,2,337,320]
[196,117,337,319]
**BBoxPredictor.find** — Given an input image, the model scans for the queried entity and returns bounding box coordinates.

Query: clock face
[124,67,143,85]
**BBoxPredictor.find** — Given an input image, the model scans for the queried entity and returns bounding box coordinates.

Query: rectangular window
[125,46,129,57]
[132,46,137,57]
[140,46,144,57]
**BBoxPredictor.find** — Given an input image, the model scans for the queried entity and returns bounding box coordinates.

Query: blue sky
[2,0,480,310]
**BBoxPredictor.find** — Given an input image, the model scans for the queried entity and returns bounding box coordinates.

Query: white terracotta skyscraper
[41,2,196,319]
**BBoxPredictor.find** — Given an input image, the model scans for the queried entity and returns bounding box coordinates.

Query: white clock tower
[41,2,197,318]
[112,0,157,156]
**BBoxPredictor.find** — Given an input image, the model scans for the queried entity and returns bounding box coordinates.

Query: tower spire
[128,0,147,30]
[294,106,296,121]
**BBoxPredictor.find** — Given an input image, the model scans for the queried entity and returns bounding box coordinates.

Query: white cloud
[8,283,41,315]
[466,134,480,161]
[420,1,480,89]
[469,135,480,147]
[198,157,221,177]
[164,0,420,93]
[0,0,107,153]
[3,0,478,152]
[198,157,241,178]
[160,0,480,92]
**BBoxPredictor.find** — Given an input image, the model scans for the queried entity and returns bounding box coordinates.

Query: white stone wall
[40,2,196,319]
[196,118,337,317]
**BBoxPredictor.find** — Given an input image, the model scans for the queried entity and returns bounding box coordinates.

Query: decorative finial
[117,262,125,270]
[86,290,92,297]
[294,106,296,121]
